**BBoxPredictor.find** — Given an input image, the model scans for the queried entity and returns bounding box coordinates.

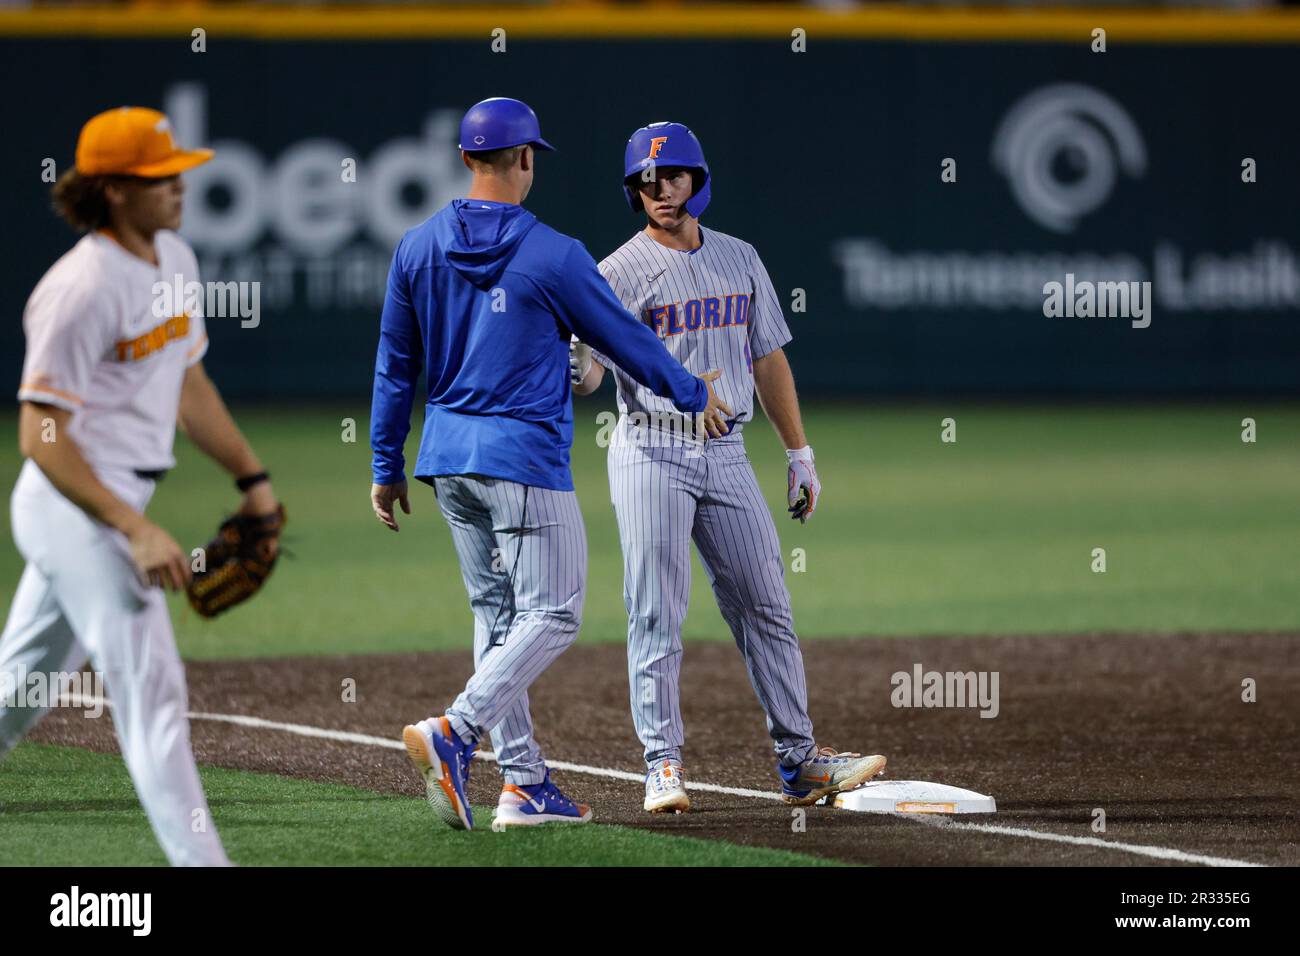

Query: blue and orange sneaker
[402,716,477,830]
[779,747,886,806]
[490,771,593,832]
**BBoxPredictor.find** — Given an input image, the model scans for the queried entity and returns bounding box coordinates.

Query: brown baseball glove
[187,505,286,618]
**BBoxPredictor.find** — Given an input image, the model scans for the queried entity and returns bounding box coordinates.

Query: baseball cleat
[490,772,593,832]
[403,716,477,830]
[779,747,886,806]
[644,759,690,813]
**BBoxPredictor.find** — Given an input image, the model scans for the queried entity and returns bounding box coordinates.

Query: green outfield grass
[0,402,1297,660]
[0,743,832,866]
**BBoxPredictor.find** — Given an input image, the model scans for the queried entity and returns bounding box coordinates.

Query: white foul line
[905,814,1264,868]
[67,699,1266,867]
[189,710,781,801]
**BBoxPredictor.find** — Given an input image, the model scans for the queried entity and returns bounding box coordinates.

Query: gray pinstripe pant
[435,475,586,786]
[608,418,816,770]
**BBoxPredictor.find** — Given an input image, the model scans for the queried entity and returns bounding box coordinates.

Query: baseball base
[830,780,996,815]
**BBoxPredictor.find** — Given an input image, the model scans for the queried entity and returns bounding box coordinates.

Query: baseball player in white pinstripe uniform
[572,122,886,812]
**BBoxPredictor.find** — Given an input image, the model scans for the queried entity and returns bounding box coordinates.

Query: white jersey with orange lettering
[17,229,208,473]
[0,228,228,866]
[593,226,816,776]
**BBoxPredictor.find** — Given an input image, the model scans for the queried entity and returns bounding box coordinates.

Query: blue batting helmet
[459,97,555,152]
[622,121,710,218]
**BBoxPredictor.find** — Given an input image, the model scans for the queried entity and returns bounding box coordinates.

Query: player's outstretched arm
[178,362,280,517]
[19,401,190,589]
[555,243,713,414]
[753,348,820,522]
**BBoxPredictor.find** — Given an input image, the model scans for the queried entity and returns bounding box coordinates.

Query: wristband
[236,471,270,492]
[785,446,814,463]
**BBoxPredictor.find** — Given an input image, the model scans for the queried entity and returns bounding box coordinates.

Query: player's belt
[134,468,168,482]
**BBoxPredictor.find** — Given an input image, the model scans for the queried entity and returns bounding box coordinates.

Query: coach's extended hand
[698,369,732,438]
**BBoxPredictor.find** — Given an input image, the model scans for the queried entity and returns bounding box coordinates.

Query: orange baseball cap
[75,106,214,178]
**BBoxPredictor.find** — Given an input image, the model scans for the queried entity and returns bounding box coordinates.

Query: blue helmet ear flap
[684,170,711,218]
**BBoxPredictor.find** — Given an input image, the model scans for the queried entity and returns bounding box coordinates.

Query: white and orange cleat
[644,759,690,814]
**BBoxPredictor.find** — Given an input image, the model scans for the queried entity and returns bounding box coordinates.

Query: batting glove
[570,336,592,386]
[786,446,820,523]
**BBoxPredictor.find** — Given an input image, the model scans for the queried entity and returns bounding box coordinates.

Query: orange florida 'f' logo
[648,136,668,159]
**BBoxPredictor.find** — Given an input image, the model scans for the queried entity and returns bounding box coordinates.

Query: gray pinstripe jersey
[593,228,791,429]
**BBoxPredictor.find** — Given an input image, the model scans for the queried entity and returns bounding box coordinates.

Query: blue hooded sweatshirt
[370,199,707,491]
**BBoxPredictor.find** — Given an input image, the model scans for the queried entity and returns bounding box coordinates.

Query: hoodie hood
[444,199,539,288]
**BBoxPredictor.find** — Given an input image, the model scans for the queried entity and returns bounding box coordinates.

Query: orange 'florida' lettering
[648,136,668,159]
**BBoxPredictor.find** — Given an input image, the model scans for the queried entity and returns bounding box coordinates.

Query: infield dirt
[31,633,1298,866]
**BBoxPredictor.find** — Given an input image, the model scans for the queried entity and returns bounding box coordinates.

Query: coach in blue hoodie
[370,98,730,832]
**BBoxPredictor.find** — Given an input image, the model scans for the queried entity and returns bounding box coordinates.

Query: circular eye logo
[991,83,1146,234]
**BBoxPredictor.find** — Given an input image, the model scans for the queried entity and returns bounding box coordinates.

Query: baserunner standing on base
[370,99,730,832]
[572,122,886,813]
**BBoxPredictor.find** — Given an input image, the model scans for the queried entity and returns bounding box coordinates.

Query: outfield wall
[2,6,1297,398]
